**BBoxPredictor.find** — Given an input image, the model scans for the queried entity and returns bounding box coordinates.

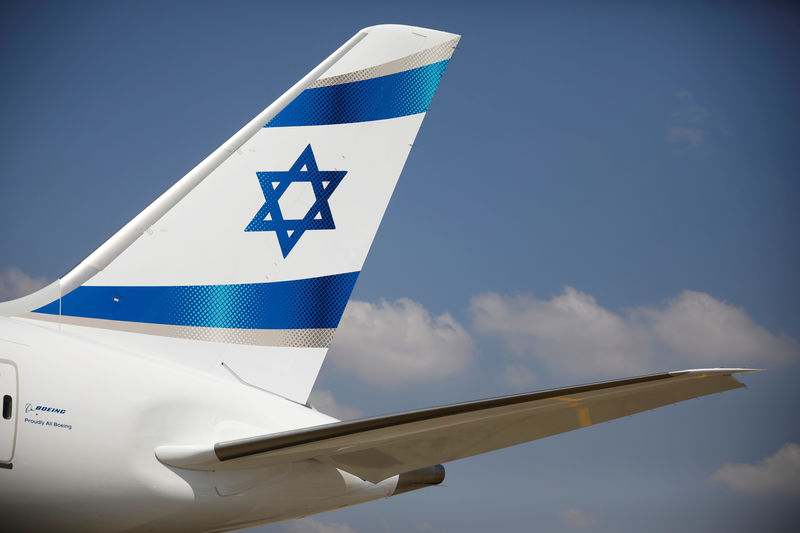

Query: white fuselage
[0,316,397,532]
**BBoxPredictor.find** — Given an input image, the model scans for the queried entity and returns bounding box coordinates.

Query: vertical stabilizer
[2,25,459,403]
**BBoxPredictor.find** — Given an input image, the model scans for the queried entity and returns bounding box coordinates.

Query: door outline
[0,358,19,465]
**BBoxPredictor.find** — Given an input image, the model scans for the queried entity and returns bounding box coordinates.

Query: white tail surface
[2,24,460,403]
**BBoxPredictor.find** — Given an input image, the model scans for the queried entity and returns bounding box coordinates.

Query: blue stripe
[32,272,359,330]
[265,60,449,127]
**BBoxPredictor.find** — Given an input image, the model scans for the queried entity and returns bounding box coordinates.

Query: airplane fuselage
[0,316,397,532]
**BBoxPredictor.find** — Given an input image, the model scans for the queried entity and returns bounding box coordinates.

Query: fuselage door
[0,360,18,464]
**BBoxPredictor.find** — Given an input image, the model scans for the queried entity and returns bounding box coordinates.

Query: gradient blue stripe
[32,272,359,330]
[265,60,449,127]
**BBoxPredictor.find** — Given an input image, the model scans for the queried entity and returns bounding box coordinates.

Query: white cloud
[666,90,710,148]
[471,289,655,377]
[283,518,358,533]
[308,389,363,420]
[471,288,797,378]
[0,266,48,301]
[711,443,800,495]
[637,290,798,366]
[500,363,539,389]
[329,298,476,386]
[674,90,710,122]
[561,508,597,528]
[666,125,708,148]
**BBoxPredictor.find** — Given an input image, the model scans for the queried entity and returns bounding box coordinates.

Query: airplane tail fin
[1,25,460,403]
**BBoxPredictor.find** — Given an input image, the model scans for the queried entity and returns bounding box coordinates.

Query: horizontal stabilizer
[156,368,757,483]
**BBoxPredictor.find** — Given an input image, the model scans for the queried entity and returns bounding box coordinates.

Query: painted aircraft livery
[0,24,756,532]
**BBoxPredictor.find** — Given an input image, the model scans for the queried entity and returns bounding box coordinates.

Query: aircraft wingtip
[670,368,764,376]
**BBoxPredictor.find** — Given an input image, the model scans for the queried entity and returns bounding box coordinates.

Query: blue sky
[1,1,798,532]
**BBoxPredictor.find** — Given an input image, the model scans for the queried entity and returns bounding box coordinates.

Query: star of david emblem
[245,144,346,258]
